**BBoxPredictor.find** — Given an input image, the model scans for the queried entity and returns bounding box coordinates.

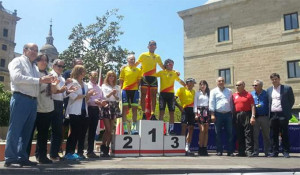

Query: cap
[186,78,196,84]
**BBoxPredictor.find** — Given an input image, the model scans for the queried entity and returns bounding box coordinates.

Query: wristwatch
[251,115,255,118]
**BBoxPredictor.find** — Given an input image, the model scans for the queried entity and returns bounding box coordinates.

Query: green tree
[59,9,128,77]
[0,83,11,126]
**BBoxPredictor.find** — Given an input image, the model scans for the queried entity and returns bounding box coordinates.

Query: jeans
[87,106,99,154]
[50,100,64,158]
[214,112,233,153]
[5,93,37,163]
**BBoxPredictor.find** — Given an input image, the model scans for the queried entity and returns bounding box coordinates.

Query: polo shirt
[251,90,269,116]
[233,90,254,112]
[155,70,180,93]
[176,87,195,108]
[137,52,163,76]
[119,65,141,90]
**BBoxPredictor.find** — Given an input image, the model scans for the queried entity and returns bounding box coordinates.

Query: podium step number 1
[139,120,164,156]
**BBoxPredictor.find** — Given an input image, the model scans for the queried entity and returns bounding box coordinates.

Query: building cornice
[178,0,248,19]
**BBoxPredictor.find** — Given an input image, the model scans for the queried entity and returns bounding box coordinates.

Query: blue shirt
[209,87,233,113]
[251,90,269,116]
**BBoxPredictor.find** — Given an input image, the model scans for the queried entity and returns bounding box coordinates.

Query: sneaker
[142,113,147,120]
[227,152,234,157]
[150,114,157,120]
[124,130,129,135]
[38,157,53,164]
[252,152,259,157]
[64,153,77,160]
[131,129,139,135]
[77,153,86,159]
[87,152,99,158]
[18,160,38,167]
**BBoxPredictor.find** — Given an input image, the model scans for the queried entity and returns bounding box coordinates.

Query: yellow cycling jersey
[119,65,141,90]
[156,70,180,93]
[176,87,195,108]
[137,52,163,76]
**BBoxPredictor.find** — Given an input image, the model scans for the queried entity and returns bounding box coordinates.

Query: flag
[145,86,151,120]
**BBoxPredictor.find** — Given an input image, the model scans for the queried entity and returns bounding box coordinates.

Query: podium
[111,135,140,157]
[163,135,186,156]
[139,120,164,156]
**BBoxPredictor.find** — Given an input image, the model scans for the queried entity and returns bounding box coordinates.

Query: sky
[2,0,207,89]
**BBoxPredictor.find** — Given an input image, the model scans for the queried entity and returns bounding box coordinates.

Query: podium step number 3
[163,135,185,156]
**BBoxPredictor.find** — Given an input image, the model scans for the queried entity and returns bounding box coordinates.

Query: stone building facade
[0,1,20,90]
[178,0,300,111]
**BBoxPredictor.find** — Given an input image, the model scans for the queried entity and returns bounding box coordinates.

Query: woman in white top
[28,54,57,164]
[100,70,121,157]
[194,80,210,156]
[64,65,94,160]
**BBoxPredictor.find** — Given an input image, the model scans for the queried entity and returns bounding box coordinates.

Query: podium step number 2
[139,120,164,156]
[111,135,140,157]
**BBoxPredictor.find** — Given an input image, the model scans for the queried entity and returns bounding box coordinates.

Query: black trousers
[87,106,100,154]
[236,111,254,155]
[270,112,290,153]
[65,111,89,155]
[50,100,63,158]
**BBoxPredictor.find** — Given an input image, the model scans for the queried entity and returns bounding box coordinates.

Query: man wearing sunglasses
[250,80,270,157]
[233,81,256,157]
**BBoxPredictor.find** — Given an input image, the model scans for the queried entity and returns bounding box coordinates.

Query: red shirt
[233,90,254,112]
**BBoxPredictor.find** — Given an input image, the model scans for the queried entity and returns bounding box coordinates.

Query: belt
[216,111,231,114]
[13,91,36,99]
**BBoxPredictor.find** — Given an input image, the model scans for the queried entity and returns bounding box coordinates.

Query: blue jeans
[214,112,233,153]
[5,93,37,163]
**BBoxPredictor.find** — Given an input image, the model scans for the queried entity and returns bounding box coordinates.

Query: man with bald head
[209,77,234,156]
[233,81,256,157]
[5,43,54,167]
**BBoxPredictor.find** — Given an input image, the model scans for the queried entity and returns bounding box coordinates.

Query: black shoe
[142,113,147,120]
[87,152,99,158]
[283,152,290,158]
[150,114,157,120]
[203,147,208,156]
[269,152,278,157]
[4,162,12,167]
[216,152,223,156]
[19,160,38,167]
[38,157,53,164]
[227,152,234,157]
[77,153,86,159]
[236,153,247,157]
[198,147,203,156]
[169,130,176,135]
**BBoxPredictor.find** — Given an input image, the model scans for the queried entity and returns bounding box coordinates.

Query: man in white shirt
[5,43,53,167]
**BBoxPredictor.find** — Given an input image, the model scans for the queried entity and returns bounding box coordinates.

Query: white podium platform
[139,120,164,156]
[163,135,186,156]
[111,135,140,157]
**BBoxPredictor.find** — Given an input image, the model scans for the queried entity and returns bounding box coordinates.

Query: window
[287,60,300,78]
[3,29,8,37]
[0,59,5,67]
[218,26,229,42]
[0,76,4,82]
[284,12,299,30]
[2,44,7,51]
[219,68,231,84]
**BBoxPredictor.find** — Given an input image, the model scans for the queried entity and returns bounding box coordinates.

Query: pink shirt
[87,81,104,107]
[271,85,282,112]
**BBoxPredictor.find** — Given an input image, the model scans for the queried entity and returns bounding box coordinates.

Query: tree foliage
[59,9,128,78]
[0,83,11,126]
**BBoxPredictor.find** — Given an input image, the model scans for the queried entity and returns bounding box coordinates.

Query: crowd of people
[3,41,295,167]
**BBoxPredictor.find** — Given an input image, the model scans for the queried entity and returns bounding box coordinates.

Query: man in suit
[267,73,294,158]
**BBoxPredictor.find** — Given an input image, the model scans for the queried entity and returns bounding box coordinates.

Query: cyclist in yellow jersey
[155,59,185,135]
[175,78,196,154]
[135,40,164,120]
[119,54,142,135]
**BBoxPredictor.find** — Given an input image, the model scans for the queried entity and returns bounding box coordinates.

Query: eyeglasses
[218,80,224,82]
[26,48,38,52]
[56,65,65,68]
[235,84,242,87]
[252,85,258,87]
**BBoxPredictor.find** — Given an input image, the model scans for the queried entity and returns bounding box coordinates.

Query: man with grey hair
[5,43,54,167]
[209,77,234,156]
[251,80,270,157]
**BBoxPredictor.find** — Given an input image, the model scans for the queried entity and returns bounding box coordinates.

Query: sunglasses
[252,85,258,87]
[235,84,242,87]
[56,65,65,68]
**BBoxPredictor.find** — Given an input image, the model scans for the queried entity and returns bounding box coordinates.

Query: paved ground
[0,153,299,175]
